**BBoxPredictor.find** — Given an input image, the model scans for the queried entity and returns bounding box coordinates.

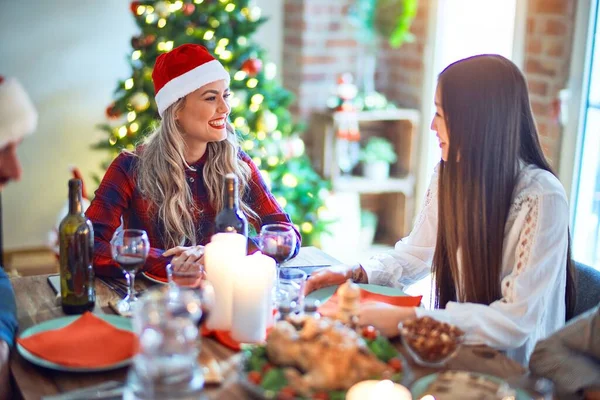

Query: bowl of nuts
[399,316,465,368]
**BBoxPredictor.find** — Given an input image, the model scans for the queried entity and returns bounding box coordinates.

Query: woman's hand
[356,302,416,337]
[304,264,368,295]
[163,245,205,273]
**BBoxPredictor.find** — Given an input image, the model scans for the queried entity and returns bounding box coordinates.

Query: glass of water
[277,268,307,313]
[124,287,205,399]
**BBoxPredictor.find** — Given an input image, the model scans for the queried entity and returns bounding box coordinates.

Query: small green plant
[360,137,398,164]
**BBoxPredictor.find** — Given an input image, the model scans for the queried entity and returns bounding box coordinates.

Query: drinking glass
[258,224,297,303]
[124,287,205,400]
[278,268,307,312]
[166,262,215,327]
[110,229,150,316]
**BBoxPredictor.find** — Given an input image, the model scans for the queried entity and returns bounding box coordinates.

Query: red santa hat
[0,76,38,149]
[152,44,230,118]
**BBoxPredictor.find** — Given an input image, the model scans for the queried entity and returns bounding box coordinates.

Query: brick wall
[377,1,430,109]
[283,0,358,118]
[524,0,577,167]
[283,0,578,169]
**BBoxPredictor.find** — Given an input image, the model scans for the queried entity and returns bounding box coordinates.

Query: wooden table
[10,256,527,399]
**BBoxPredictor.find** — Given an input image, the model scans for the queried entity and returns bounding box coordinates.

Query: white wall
[0,0,283,250]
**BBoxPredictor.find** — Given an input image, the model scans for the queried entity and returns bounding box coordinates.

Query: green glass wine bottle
[59,178,95,314]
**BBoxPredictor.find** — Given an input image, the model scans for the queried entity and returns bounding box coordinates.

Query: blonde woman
[86,44,300,278]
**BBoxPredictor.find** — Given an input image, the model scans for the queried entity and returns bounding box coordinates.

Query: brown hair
[432,54,575,320]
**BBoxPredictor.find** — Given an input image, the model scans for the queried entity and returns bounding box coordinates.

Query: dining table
[9,246,528,399]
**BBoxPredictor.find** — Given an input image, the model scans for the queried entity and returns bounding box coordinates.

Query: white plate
[17,314,134,372]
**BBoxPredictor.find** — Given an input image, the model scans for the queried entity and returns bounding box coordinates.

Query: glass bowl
[399,321,465,368]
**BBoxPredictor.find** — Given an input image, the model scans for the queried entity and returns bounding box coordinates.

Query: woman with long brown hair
[306,54,575,365]
[87,44,300,278]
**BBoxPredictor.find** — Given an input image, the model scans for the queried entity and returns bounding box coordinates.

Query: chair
[572,261,600,319]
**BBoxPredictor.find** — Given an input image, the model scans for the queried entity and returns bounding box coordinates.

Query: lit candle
[231,252,276,343]
[346,380,412,400]
[204,233,246,330]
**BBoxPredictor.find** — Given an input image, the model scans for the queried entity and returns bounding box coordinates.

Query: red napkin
[318,287,422,316]
[201,309,278,351]
[201,326,244,351]
[17,312,137,367]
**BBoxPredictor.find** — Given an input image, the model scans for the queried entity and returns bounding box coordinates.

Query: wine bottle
[59,178,95,314]
[215,173,248,236]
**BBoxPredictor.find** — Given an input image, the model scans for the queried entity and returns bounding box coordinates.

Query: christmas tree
[96,0,330,245]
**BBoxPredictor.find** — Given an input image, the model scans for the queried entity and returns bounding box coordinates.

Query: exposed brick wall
[524,0,577,168]
[284,0,578,169]
[377,1,430,109]
[283,0,358,118]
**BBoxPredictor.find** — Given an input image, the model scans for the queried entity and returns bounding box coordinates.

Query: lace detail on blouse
[412,166,439,233]
[502,194,540,302]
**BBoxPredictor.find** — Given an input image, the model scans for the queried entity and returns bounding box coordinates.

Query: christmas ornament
[130,1,141,14]
[182,3,195,16]
[105,103,121,119]
[257,110,278,133]
[131,36,142,49]
[144,34,156,46]
[130,92,150,112]
[154,1,171,18]
[241,58,262,77]
[284,136,305,159]
[248,6,261,22]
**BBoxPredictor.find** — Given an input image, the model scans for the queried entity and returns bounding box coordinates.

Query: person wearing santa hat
[0,75,37,400]
[85,44,300,279]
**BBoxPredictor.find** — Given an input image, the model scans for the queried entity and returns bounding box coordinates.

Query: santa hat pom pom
[0,76,38,149]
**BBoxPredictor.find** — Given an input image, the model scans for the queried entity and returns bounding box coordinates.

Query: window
[571,0,600,268]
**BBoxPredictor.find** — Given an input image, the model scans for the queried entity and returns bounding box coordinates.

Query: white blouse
[363,163,569,365]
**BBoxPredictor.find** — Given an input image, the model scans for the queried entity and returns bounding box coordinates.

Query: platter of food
[240,316,409,399]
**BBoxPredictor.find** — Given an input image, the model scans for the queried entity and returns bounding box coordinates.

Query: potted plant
[359,137,397,180]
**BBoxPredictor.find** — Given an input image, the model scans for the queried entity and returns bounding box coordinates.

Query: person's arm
[240,151,301,256]
[0,268,17,400]
[529,306,600,395]
[85,153,170,277]
[415,189,569,351]
[361,163,440,289]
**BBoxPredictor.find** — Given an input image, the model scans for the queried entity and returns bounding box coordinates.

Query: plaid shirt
[86,149,300,278]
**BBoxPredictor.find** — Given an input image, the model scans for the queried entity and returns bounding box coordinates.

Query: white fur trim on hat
[0,77,38,149]
[155,60,230,117]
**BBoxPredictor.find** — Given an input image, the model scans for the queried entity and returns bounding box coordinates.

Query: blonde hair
[135,98,258,248]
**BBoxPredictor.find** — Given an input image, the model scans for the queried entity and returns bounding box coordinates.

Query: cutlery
[98,277,144,298]
[42,381,124,400]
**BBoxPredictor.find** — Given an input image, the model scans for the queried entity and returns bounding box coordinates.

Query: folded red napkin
[318,287,422,316]
[201,309,278,351]
[17,312,137,367]
[201,326,243,351]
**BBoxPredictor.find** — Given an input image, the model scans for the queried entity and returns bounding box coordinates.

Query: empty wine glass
[110,229,150,316]
[258,224,297,303]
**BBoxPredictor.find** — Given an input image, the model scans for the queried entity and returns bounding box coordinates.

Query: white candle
[231,252,276,343]
[210,232,247,255]
[204,233,246,330]
[346,380,412,400]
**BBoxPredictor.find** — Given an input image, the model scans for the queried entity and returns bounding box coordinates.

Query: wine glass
[258,224,297,304]
[110,229,150,316]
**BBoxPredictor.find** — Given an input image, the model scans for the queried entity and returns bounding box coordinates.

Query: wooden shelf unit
[308,108,420,245]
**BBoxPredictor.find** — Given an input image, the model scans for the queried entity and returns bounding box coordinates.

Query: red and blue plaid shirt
[86,149,301,278]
